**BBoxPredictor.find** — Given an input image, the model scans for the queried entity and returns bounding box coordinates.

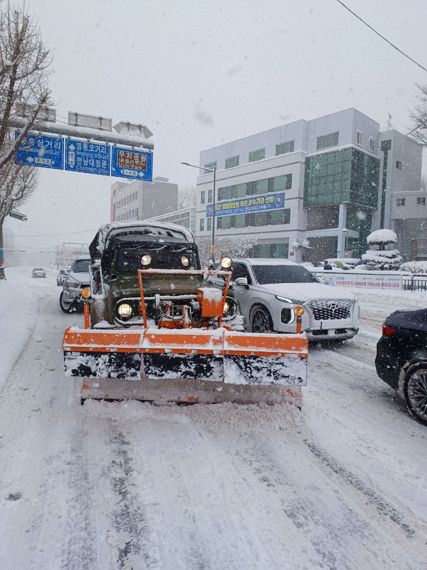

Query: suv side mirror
[235,276,249,287]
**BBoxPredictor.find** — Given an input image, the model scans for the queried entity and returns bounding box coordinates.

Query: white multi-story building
[195,109,423,261]
[110,177,178,222]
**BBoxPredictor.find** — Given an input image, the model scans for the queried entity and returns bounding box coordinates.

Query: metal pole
[212,167,216,264]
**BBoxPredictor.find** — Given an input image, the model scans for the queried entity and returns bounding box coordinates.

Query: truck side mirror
[235,276,249,288]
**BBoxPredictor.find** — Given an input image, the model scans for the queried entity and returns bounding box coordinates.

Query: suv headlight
[275,295,303,304]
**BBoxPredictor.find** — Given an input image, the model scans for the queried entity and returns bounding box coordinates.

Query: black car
[376,308,427,426]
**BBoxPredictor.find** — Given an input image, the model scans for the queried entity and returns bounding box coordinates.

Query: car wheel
[403,363,427,426]
[60,291,74,313]
[250,305,274,333]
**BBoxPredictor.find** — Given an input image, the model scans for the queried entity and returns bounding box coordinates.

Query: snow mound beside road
[0,269,37,389]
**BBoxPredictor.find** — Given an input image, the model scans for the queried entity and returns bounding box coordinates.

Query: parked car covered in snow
[59,257,91,313]
[230,258,359,340]
[32,267,46,278]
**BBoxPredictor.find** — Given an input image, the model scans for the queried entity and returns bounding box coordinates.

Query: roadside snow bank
[0,269,37,389]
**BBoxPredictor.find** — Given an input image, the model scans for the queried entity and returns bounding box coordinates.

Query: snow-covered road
[0,271,426,569]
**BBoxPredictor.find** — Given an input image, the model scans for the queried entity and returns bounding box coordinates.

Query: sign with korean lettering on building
[111,147,153,181]
[65,138,111,176]
[15,131,64,170]
[206,191,285,218]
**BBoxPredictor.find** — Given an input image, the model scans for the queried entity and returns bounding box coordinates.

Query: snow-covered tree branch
[0,5,50,277]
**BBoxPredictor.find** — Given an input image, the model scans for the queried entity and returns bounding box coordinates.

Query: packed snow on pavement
[0,268,426,569]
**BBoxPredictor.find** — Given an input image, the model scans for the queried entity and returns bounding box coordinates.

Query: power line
[335,0,427,73]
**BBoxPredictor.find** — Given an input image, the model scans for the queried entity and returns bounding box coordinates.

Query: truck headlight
[220,256,233,270]
[117,302,133,319]
[141,254,152,267]
[222,297,238,320]
[181,255,190,268]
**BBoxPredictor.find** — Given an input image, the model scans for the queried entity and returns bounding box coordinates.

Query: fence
[313,270,427,291]
[401,275,427,292]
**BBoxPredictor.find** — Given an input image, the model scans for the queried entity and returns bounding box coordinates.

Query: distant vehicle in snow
[230,258,359,341]
[321,258,360,270]
[59,257,91,313]
[32,267,46,278]
[56,267,69,286]
[376,309,427,426]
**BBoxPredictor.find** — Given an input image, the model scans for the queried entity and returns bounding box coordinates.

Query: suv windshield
[252,264,319,284]
[72,259,90,273]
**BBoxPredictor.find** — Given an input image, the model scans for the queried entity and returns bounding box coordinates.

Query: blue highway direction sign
[15,131,64,170]
[111,147,153,181]
[65,138,111,176]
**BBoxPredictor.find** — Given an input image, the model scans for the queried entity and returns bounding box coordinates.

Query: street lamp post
[181,161,217,264]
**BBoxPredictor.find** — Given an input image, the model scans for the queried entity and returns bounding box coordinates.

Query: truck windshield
[252,264,319,284]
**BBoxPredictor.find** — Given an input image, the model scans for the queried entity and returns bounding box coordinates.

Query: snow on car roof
[235,258,298,266]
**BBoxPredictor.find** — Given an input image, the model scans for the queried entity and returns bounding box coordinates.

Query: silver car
[59,257,91,313]
[230,258,359,341]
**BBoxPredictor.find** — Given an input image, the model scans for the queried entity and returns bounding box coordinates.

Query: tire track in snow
[303,439,416,539]
[62,420,97,570]
[231,433,369,570]
[105,418,159,569]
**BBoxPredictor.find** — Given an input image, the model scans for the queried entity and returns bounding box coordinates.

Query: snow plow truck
[63,222,308,405]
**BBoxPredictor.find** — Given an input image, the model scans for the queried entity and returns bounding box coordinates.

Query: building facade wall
[110,178,178,222]
[195,109,422,261]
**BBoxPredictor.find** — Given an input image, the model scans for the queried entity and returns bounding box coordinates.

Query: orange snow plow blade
[63,268,308,405]
[63,327,308,405]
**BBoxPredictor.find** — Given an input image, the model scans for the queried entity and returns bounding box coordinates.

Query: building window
[201,190,206,204]
[396,160,403,170]
[217,174,291,201]
[249,148,265,162]
[417,196,426,205]
[207,217,212,231]
[396,198,405,207]
[208,189,213,203]
[356,131,362,145]
[304,148,379,209]
[204,162,217,171]
[275,140,295,155]
[316,131,339,150]
[200,218,205,231]
[225,155,239,169]
[369,137,375,152]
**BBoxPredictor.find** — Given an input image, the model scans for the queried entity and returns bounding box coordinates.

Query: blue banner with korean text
[206,191,285,218]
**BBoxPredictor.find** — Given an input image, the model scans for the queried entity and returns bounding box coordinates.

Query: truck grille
[306,300,352,321]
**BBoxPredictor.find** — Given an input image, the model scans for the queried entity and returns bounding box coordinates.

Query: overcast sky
[5,0,427,252]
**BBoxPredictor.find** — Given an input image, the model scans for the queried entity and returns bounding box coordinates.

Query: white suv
[231,258,359,341]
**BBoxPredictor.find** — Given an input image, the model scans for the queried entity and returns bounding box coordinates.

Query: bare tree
[178,185,197,209]
[0,5,50,277]
[410,84,427,144]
